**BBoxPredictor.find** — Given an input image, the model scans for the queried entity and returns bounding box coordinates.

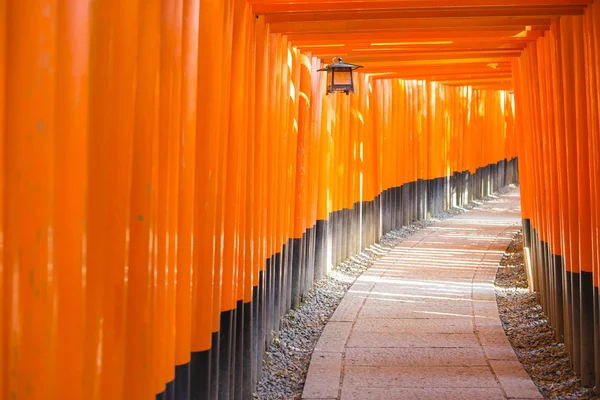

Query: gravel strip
[254,187,514,399]
[496,231,599,399]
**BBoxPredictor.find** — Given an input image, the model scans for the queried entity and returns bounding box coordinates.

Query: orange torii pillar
[515,5,600,389]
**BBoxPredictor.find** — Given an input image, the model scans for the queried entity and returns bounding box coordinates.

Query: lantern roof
[318,57,363,72]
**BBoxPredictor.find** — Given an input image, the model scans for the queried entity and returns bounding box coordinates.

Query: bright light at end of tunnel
[296,43,345,48]
[371,41,453,46]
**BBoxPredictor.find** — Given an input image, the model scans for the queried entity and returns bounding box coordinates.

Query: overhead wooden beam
[303,49,522,59]
[366,71,513,80]
[358,57,513,69]
[369,75,513,89]
[292,40,532,51]
[435,77,513,85]
[268,16,551,34]
[362,64,511,75]
[264,5,584,23]
[286,30,544,42]
[247,0,593,89]
[250,0,591,14]
[361,61,512,73]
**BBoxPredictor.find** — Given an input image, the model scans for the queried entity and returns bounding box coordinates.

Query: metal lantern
[318,57,363,95]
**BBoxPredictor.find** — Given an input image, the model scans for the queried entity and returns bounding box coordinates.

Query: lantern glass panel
[333,69,352,85]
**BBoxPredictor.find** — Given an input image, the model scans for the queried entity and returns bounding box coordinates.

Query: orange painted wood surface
[6,0,600,398]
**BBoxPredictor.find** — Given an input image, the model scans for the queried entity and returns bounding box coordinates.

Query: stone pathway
[301,188,543,400]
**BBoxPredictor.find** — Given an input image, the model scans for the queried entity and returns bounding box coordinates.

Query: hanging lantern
[318,57,363,95]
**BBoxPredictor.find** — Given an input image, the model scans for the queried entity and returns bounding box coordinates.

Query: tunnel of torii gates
[2,0,600,399]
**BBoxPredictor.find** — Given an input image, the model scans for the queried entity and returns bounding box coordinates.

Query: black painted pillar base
[565,270,574,360]
[272,252,282,334]
[352,202,361,255]
[218,310,233,400]
[580,271,595,386]
[233,300,244,400]
[331,211,339,266]
[426,179,434,219]
[265,257,274,338]
[400,184,409,227]
[417,179,425,221]
[252,283,260,388]
[174,362,190,400]
[410,181,417,224]
[553,254,565,342]
[243,300,253,398]
[307,224,317,287]
[209,331,219,400]
[341,208,349,260]
[522,219,531,248]
[190,337,214,400]
[571,272,582,373]
[374,194,382,242]
[594,288,600,391]
[165,381,175,400]
[290,237,303,309]
[314,219,327,281]
[256,269,266,383]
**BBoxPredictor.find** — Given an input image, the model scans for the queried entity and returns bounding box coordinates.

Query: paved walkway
[302,188,542,400]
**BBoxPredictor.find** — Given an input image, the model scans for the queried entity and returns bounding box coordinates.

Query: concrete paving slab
[314,322,353,353]
[342,365,498,388]
[302,352,342,399]
[481,343,520,361]
[347,280,375,292]
[347,331,480,348]
[352,317,474,334]
[475,317,504,329]
[359,271,386,279]
[302,189,542,400]
[329,295,367,323]
[367,287,473,302]
[340,387,506,400]
[371,277,477,288]
[381,271,479,280]
[489,360,544,399]
[358,305,475,319]
[360,298,475,318]
[476,327,520,361]
[359,306,476,320]
[473,291,498,301]
[345,347,488,367]
[473,302,502,319]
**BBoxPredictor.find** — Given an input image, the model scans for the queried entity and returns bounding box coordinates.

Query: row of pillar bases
[175,158,518,400]
[523,219,598,389]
